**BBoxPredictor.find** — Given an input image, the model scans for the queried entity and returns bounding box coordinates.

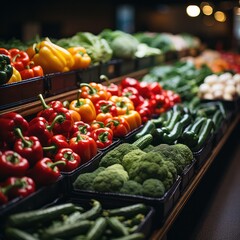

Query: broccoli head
[162,171,174,191]
[120,180,143,195]
[73,167,105,190]
[122,149,146,172]
[152,144,186,174]
[174,143,193,165]
[128,152,169,184]
[99,143,139,168]
[142,178,165,198]
[93,164,129,192]
[142,144,155,153]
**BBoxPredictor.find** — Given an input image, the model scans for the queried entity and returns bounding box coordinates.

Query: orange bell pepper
[119,110,142,131]
[69,91,96,123]
[109,96,135,115]
[67,46,91,70]
[69,109,81,122]
[79,82,112,104]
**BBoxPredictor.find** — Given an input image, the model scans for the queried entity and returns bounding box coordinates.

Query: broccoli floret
[174,143,193,165]
[142,144,155,153]
[120,180,143,195]
[142,178,165,198]
[73,167,105,190]
[122,149,146,172]
[162,171,174,190]
[164,160,178,180]
[93,164,129,192]
[128,152,169,184]
[152,144,186,174]
[99,143,139,168]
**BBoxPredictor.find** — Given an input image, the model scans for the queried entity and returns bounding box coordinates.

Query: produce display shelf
[150,113,240,240]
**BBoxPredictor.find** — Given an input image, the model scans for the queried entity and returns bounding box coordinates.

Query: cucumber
[41,220,92,239]
[107,217,129,237]
[103,204,147,218]
[162,121,184,144]
[162,109,173,127]
[111,232,145,240]
[192,118,214,151]
[7,203,77,228]
[86,217,107,240]
[5,227,38,240]
[190,117,207,135]
[151,111,168,127]
[179,113,192,128]
[178,130,199,148]
[164,111,181,132]
[134,120,156,140]
[132,134,153,150]
[212,109,223,130]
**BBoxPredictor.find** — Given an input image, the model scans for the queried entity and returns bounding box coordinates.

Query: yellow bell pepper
[67,46,91,70]
[27,38,74,74]
[7,67,22,84]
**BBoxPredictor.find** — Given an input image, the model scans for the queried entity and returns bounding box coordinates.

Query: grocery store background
[1,0,240,51]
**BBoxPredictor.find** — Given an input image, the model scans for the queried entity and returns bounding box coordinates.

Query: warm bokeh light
[214,11,226,22]
[203,5,213,15]
[186,5,201,17]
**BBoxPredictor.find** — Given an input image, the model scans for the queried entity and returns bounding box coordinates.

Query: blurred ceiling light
[186,5,201,17]
[214,11,226,22]
[202,5,213,15]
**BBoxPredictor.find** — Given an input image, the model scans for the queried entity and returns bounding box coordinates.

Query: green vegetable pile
[4,199,148,240]
[74,139,194,198]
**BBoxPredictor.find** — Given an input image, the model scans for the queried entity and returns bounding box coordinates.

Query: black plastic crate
[99,59,121,79]
[0,76,46,111]
[118,59,136,76]
[135,56,154,70]
[75,65,101,84]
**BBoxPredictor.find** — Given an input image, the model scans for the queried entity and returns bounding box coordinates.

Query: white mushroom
[204,74,218,85]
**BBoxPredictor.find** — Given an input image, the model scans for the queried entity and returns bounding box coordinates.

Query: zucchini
[5,227,38,240]
[178,130,199,148]
[86,217,107,240]
[41,220,92,239]
[111,232,145,240]
[132,134,153,150]
[134,120,156,140]
[151,111,168,127]
[179,113,192,128]
[162,109,173,127]
[103,204,147,218]
[217,102,226,119]
[107,217,129,237]
[7,203,77,228]
[192,118,214,151]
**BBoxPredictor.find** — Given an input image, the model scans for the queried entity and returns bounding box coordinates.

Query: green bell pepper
[0,54,13,85]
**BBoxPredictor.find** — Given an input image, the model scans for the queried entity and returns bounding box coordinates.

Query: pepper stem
[90,121,105,128]
[38,94,50,110]
[100,74,109,85]
[98,132,109,143]
[1,179,24,195]
[63,151,74,161]
[14,128,32,148]
[76,90,82,107]
[106,120,120,127]
[47,114,64,131]
[80,83,96,95]
[43,145,56,152]
[49,160,66,169]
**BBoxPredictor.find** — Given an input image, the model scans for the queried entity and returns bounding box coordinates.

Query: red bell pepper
[27,117,54,146]
[149,82,162,94]
[79,82,112,104]
[0,150,29,179]
[1,176,36,200]
[9,48,30,72]
[136,106,152,124]
[70,121,92,137]
[13,128,43,167]
[0,48,11,58]
[149,94,171,115]
[43,134,69,157]
[0,112,29,144]
[104,116,131,138]
[100,75,120,96]
[120,77,139,90]
[48,107,73,136]
[90,127,113,149]
[0,178,26,205]
[89,120,105,132]
[37,94,63,121]
[136,81,151,99]
[27,157,65,186]
[163,90,181,106]
[54,148,81,172]
[121,86,142,107]
[69,133,97,164]
[20,61,44,80]
[95,100,118,116]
